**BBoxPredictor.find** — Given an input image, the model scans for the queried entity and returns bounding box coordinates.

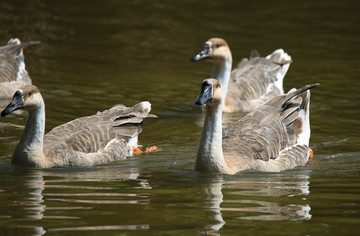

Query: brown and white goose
[1,85,156,168]
[0,38,40,99]
[194,78,318,174]
[191,38,292,112]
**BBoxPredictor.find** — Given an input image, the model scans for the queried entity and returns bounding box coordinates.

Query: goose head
[191,38,231,63]
[1,85,43,116]
[195,79,222,107]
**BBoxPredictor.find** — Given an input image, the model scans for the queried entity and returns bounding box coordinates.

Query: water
[1,0,360,235]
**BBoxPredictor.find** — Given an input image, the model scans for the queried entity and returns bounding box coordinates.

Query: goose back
[225,49,292,112]
[222,84,318,172]
[43,102,155,167]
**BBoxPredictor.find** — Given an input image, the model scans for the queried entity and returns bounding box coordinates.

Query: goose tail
[282,83,320,146]
[0,38,41,57]
[266,49,292,93]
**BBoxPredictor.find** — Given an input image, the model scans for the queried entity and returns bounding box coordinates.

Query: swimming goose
[194,78,318,174]
[191,38,292,112]
[0,38,40,99]
[1,85,156,168]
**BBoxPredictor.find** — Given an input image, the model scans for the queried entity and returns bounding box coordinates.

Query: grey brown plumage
[0,38,40,99]
[225,49,292,112]
[223,83,319,172]
[1,85,156,168]
[43,103,156,167]
[191,38,292,112]
[195,78,318,174]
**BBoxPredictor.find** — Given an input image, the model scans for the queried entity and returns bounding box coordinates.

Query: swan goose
[195,78,318,174]
[191,38,292,112]
[1,85,156,168]
[0,38,40,99]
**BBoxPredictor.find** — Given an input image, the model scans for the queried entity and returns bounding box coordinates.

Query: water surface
[0,0,359,235]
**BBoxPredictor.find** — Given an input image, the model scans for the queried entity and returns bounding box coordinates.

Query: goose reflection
[198,175,226,234]
[224,171,312,221]
[8,167,152,234]
[2,169,47,235]
[198,170,312,234]
[5,169,45,221]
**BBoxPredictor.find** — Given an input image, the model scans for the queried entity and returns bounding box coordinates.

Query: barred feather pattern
[43,102,154,167]
[225,49,291,112]
[0,38,40,99]
[222,84,318,172]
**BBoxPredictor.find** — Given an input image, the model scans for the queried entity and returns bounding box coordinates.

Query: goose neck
[196,103,231,173]
[211,57,232,96]
[13,102,46,167]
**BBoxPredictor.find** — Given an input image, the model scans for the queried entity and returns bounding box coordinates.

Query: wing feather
[222,83,319,171]
[225,50,291,112]
[43,102,155,166]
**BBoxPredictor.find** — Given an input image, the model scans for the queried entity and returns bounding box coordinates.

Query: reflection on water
[0,168,312,234]
[0,167,152,234]
[0,171,45,220]
[22,173,45,220]
[0,170,46,235]
[198,175,226,234]
[197,171,311,234]
[49,225,150,232]
[224,174,311,221]
[0,0,359,235]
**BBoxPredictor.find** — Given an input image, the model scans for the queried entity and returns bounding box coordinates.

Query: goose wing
[223,84,318,169]
[223,105,287,163]
[225,49,292,112]
[0,39,40,99]
[43,102,155,165]
[0,39,40,83]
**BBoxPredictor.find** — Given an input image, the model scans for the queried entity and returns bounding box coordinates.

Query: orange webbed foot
[144,146,160,153]
[132,147,143,154]
[309,148,314,159]
[132,146,160,155]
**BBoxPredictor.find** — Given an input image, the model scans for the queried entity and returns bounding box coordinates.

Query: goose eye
[28,92,33,96]
[216,44,221,48]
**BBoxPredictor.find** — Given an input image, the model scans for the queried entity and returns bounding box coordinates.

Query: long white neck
[196,103,232,174]
[13,102,46,167]
[211,56,232,99]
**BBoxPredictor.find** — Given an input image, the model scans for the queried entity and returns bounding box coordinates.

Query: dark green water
[0,0,359,235]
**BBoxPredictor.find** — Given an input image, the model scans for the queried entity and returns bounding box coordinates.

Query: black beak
[195,80,213,105]
[191,45,211,62]
[1,92,24,117]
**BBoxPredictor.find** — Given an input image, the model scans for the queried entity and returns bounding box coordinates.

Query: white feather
[265,49,292,94]
[296,92,311,146]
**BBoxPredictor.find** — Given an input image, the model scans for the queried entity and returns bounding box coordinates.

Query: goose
[194,78,318,174]
[191,38,292,112]
[0,38,40,99]
[1,85,157,168]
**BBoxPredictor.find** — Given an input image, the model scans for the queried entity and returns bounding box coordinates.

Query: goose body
[1,85,156,168]
[191,38,292,112]
[195,79,318,174]
[0,38,40,99]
